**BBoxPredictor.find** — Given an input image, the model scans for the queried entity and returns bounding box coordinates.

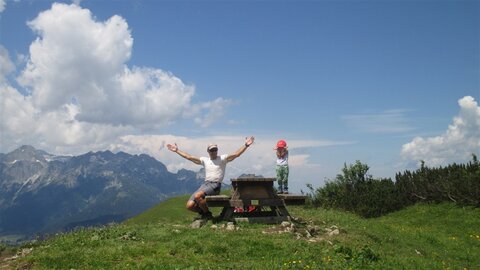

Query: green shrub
[308,160,403,217]
[395,154,480,207]
[307,155,479,218]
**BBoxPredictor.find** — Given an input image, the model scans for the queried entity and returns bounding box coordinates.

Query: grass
[9,195,480,270]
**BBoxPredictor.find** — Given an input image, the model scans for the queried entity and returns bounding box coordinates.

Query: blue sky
[1,0,479,192]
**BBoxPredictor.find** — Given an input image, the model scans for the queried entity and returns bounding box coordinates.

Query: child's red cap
[275,140,287,149]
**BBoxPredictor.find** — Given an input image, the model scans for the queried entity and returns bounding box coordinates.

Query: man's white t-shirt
[200,154,228,183]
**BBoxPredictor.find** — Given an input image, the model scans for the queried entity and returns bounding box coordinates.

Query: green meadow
[5,194,479,269]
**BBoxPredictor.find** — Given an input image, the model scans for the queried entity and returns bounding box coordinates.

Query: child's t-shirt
[276,151,289,166]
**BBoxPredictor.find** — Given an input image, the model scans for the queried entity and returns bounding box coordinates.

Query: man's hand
[245,136,255,147]
[167,143,178,152]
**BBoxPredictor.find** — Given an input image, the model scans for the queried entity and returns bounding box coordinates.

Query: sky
[0,0,479,192]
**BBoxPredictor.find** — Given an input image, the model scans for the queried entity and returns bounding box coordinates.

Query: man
[167,136,255,219]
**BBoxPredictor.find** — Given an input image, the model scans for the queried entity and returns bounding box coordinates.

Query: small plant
[356,245,379,263]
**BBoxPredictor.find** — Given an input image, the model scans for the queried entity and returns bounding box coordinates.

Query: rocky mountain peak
[4,145,48,163]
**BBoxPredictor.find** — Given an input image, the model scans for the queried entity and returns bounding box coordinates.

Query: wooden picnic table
[206,177,294,224]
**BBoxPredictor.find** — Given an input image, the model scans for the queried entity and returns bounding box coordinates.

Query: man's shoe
[192,210,207,221]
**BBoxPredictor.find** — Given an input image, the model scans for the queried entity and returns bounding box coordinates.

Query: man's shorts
[188,181,222,202]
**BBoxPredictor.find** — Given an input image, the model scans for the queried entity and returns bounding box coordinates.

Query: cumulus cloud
[0,82,134,154]
[1,3,229,154]
[189,98,233,128]
[0,85,37,141]
[0,45,15,84]
[401,96,480,167]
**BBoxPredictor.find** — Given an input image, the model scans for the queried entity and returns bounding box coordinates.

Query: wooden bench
[206,194,307,207]
[205,195,231,207]
[277,194,307,205]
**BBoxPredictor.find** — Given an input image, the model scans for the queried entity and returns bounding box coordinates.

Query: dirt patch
[0,248,33,270]
[262,221,342,243]
[0,251,16,270]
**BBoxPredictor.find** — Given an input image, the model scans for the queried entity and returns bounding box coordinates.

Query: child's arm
[276,148,287,158]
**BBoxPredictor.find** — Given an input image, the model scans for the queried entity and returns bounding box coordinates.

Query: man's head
[207,144,218,159]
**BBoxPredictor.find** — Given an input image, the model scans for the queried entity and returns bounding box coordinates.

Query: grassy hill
[6,195,480,269]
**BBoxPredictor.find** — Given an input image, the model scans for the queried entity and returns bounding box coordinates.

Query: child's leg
[276,166,283,192]
[283,166,289,193]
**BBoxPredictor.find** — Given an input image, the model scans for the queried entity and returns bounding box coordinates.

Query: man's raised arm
[167,143,201,165]
[227,136,255,162]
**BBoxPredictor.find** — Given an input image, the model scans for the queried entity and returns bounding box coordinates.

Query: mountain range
[0,145,204,244]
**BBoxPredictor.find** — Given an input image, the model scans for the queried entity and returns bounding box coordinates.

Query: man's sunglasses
[208,148,218,153]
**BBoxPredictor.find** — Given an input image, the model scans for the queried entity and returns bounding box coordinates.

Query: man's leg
[186,188,205,214]
[186,199,202,213]
[193,191,210,214]
[187,182,219,219]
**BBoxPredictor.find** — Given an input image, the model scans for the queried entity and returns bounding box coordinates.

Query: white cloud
[0,82,135,154]
[0,85,37,141]
[0,0,5,13]
[75,66,196,128]
[401,96,480,167]
[0,45,15,84]
[18,3,133,112]
[342,109,414,133]
[0,3,229,154]
[15,3,222,128]
[189,98,233,128]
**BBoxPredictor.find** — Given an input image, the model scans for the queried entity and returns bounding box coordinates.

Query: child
[275,140,289,194]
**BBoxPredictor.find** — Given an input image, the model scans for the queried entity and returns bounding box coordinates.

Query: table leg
[219,207,234,222]
[277,206,290,217]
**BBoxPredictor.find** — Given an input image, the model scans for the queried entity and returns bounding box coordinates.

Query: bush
[307,155,479,218]
[395,154,480,207]
[308,161,403,217]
